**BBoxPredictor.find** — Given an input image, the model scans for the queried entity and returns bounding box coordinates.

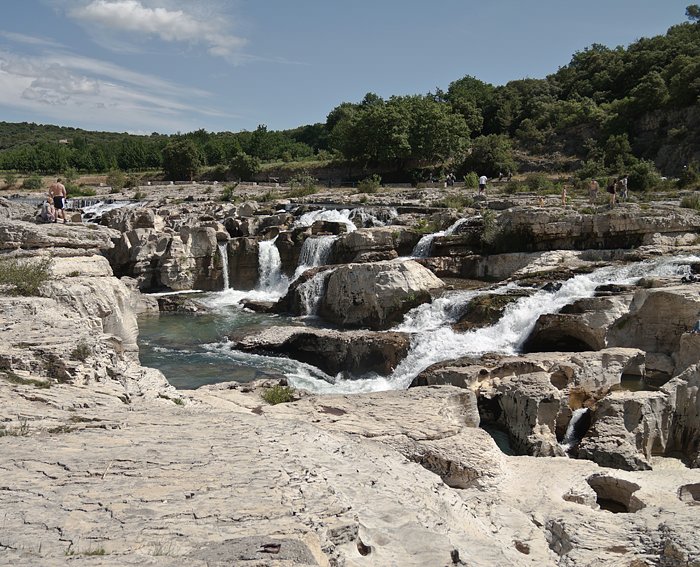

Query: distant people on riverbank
[39,197,56,223]
[478,175,487,195]
[618,175,628,201]
[48,178,67,223]
[606,179,616,207]
[589,179,599,203]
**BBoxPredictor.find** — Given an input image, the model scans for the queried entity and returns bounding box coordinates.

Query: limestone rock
[319,259,445,329]
[232,326,411,376]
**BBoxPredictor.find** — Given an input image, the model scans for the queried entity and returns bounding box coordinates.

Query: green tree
[162,139,202,181]
[463,134,516,177]
[229,152,261,180]
[687,4,700,21]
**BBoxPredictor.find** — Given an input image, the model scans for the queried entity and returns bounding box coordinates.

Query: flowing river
[138,237,698,393]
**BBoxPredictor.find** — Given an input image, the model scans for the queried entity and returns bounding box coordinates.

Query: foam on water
[295,209,357,232]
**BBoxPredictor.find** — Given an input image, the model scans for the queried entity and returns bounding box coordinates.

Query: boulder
[233,326,411,376]
[319,259,445,329]
[662,364,700,467]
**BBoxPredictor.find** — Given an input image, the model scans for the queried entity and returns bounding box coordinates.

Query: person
[48,178,67,223]
[618,175,628,201]
[589,179,599,204]
[39,197,55,223]
[478,174,488,195]
[606,178,616,208]
[561,186,567,206]
[506,170,512,182]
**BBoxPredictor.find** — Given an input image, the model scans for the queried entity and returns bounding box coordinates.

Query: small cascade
[258,237,289,295]
[295,209,357,233]
[218,242,230,290]
[297,235,336,269]
[411,217,469,258]
[560,408,590,451]
[297,271,329,316]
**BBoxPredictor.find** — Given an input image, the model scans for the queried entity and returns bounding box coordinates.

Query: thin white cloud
[69,0,246,60]
[0,31,65,49]
[0,48,237,132]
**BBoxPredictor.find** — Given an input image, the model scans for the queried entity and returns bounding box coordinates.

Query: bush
[220,182,239,202]
[438,194,473,209]
[678,162,700,188]
[3,173,18,188]
[22,175,43,190]
[229,152,261,181]
[288,171,318,197]
[0,256,53,296]
[503,181,521,194]
[463,172,479,189]
[524,173,555,192]
[261,384,296,405]
[106,169,126,191]
[627,160,661,192]
[680,193,700,211]
[67,184,97,197]
[357,174,382,194]
[70,340,92,362]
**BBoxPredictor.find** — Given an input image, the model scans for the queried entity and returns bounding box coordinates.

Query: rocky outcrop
[663,364,700,467]
[232,326,411,376]
[332,226,420,263]
[0,217,119,253]
[319,259,445,329]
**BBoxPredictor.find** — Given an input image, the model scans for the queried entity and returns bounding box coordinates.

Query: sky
[0,0,694,135]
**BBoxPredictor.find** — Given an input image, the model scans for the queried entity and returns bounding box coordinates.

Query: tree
[687,4,700,22]
[463,134,516,177]
[162,139,202,181]
[229,152,261,180]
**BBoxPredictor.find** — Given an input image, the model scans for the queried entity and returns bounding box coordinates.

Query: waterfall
[560,408,589,451]
[297,271,330,316]
[218,243,230,290]
[385,255,700,390]
[258,237,289,295]
[295,209,357,233]
[411,217,469,258]
[297,235,336,270]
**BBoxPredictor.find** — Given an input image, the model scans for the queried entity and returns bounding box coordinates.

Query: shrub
[70,340,92,362]
[133,190,145,201]
[288,171,318,197]
[678,162,700,188]
[67,184,97,197]
[357,174,381,194]
[261,384,296,405]
[22,175,43,190]
[463,172,479,189]
[524,173,555,192]
[3,173,18,188]
[106,169,126,191]
[680,193,700,211]
[220,182,239,202]
[439,194,473,209]
[0,256,53,296]
[627,160,661,192]
[503,181,521,194]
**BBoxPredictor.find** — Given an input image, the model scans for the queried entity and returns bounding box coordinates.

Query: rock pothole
[586,474,645,513]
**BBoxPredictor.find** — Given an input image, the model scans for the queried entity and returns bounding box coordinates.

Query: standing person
[478,174,488,195]
[589,179,599,204]
[49,178,67,223]
[619,175,628,201]
[606,178,616,208]
[561,186,567,206]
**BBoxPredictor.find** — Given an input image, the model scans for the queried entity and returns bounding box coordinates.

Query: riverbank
[1,188,699,565]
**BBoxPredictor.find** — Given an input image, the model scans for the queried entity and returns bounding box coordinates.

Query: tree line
[1,6,699,184]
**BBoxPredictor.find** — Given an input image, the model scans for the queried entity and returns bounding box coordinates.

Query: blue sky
[0,0,693,135]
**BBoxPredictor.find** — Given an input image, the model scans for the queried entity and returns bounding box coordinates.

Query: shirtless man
[48,178,67,223]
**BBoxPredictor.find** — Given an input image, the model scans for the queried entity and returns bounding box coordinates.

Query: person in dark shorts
[48,178,67,223]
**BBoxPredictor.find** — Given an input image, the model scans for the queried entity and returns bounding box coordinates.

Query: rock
[319,259,445,329]
[0,218,119,253]
[452,291,529,332]
[332,227,406,263]
[232,326,411,376]
[663,364,700,467]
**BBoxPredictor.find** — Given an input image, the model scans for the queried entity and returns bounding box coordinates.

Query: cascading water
[560,408,590,451]
[218,242,230,290]
[295,209,357,233]
[295,235,336,276]
[257,237,289,295]
[297,271,331,316]
[411,217,469,258]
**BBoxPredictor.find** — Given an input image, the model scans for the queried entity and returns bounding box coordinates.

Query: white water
[218,243,230,290]
[257,237,289,296]
[283,255,698,393]
[560,408,589,451]
[295,209,357,233]
[297,271,331,316]
[81,200,134,220]
[411,217,469,258]
[295,235,336,275]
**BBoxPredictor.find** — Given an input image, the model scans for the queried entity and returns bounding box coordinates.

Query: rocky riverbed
[0,183,699,566]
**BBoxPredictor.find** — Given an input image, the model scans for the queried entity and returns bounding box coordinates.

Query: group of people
[588,175,628,207]
[39,178,68,223]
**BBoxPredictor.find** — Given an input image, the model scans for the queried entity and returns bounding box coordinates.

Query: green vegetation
[0,370,50,389]
[0,256,53,296]
[3,173,18,188]
[357,174,382,194]
[0,7,698,186]
[21,174,43,190]
[288,171,318,197]
[261,384,296,405]
[220,182,239,201]
[70,340,92,362]
[680,193,700,211]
